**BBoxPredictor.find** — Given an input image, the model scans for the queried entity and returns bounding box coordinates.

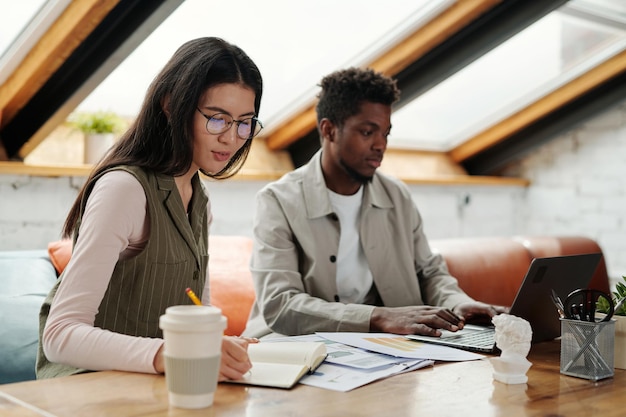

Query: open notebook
[406,253,602,353]
[226,341,327,389]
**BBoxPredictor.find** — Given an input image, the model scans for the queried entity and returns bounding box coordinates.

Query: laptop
[405,253,602,353]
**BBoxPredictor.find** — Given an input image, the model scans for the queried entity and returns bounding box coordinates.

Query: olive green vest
[36,166,209,378]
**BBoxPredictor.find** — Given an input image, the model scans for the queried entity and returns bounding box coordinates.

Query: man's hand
[370,306,465,336]
[453,302,510,325]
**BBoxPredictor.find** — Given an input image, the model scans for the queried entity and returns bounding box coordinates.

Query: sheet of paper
[263,334,412,369]
[228,362,307,389]
[259,334,435,391]
[316,332,485,361]
[300,359,433,392]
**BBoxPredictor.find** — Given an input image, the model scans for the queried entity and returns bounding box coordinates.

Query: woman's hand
[154,335,259,378]
[218,335,257,381]
[154,344,165,373]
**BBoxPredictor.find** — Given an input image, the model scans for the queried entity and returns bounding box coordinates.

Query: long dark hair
[63,37,263,238]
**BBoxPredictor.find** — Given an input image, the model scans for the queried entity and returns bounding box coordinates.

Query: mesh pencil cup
[560,318,614,381]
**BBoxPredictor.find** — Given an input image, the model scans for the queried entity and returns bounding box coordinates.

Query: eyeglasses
[196,108,263,140]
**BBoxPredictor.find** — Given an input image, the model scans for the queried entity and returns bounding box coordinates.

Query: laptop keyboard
[406,325,497,352]
[441,328,495,349]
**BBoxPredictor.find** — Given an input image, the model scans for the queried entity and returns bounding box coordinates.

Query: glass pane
[0,0,47,57]
[76,0,449,126]
[0,0,71,86]
[573,0,626,20]
[390,3,626,151]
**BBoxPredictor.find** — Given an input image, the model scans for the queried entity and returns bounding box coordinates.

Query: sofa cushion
[431,237,533,307]
[207,235,255,336]
[48,239,72,275]
[47,237,256,337]
[431,235,610,307]
[0,250,58,383]
[513,235,610,294]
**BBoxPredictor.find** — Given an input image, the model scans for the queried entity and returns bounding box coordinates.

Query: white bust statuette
[489,314,533,384]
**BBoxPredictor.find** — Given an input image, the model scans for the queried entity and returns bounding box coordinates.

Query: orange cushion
[46,236,255,336]
[208,236,255,336]
[47,239,72,275]
[431,237,532,307]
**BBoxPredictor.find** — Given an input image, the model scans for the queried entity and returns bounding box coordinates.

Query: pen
[550,290,566,319]
[185,287,202,306]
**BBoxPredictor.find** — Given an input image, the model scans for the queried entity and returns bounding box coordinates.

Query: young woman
[37,37,263,380]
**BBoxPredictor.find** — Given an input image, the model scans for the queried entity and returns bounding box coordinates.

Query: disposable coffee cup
[159,305,227,409]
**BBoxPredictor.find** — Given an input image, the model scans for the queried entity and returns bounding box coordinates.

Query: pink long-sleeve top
[42,170,211,374]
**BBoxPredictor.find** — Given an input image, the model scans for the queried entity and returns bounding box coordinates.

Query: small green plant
[596,275,626,316]
[68,111,126,134]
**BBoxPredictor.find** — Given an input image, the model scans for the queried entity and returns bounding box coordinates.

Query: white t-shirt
[328,187,374,304]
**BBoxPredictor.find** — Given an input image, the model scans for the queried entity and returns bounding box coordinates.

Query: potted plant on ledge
[69,111,126,164]
[597,275,626,369]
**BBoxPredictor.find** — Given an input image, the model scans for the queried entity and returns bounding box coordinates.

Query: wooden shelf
[0,161,529,186]
[0,161,93,177]
[399,174,529,186]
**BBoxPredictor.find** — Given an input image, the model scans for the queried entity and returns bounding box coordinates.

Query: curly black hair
[316,67,400,128]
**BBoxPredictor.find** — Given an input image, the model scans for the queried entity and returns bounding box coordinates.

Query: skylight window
[0,0,46,56]
[3,0,624,162]
[389,0,626,151]
[74,0,450,124]
[0,0,71,85]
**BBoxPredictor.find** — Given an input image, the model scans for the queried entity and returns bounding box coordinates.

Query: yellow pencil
[185,287,202,306]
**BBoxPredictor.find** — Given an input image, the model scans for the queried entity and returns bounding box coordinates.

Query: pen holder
[560,318,615,381]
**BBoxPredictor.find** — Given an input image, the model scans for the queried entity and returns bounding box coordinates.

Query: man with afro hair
[243,67,506,338]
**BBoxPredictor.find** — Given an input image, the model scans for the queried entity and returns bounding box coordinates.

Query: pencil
[185,287,202,306]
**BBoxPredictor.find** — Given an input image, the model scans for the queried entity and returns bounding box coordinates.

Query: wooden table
[1,340,623,417]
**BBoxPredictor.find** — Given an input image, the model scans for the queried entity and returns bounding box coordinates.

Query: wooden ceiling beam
[0,0,120,129]
[368,0,501,76]
[264,0,501,151]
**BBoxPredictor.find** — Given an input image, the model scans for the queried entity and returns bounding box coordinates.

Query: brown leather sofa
[45,235,610,337]
[430,235,609,307]
[1,235,609,383]
[209,235,609,335]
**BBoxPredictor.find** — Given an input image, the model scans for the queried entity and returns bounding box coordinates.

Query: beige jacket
[243,151,474,338]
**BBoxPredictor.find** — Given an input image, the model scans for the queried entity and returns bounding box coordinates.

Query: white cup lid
[159,305,226,332]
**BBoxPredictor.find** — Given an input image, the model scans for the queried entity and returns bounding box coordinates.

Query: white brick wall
[502,98,626,284]
[0,175,81,246]
[1,98,624,285]
[406,185,524,239]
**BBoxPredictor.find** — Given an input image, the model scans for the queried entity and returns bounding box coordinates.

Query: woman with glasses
[37,37,263,380]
